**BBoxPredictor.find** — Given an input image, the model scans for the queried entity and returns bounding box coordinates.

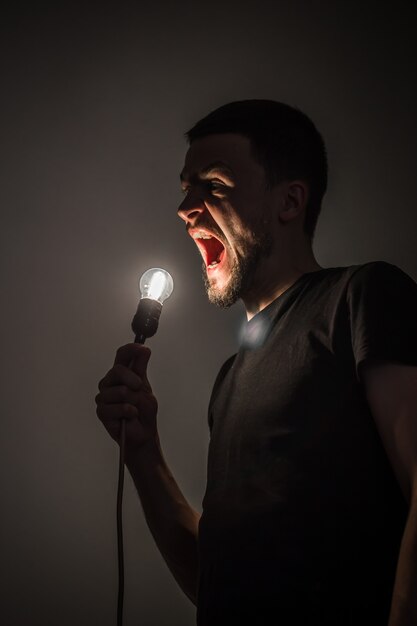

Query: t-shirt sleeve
[346,261,417,379]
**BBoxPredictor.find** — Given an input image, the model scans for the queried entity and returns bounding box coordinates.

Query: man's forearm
[388,495,417,626]
[126,438,200,605]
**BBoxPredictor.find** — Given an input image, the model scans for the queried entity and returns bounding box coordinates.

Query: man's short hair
[185,99,328,239]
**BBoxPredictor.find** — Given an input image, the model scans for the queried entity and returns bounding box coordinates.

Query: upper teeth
[194,233,212,239]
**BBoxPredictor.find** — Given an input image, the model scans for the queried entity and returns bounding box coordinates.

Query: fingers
[96,345,159,448]
[96,384,140,406]
[96,402,138,422]
[130,350,151,381]
[95,385,141,425]
[98,363,144,392]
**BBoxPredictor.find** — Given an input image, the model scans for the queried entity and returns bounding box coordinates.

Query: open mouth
[190,230,226,270]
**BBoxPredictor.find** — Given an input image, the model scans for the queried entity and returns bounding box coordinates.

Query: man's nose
[177,192,206,224]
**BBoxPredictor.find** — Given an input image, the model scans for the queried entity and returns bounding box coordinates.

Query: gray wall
[1,2,416,625]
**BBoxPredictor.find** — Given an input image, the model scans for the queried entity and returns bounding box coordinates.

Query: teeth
[208,261,219,268]
[195,234,212,239]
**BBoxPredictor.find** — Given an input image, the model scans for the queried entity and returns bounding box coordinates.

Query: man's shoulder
[318,260,399,280]
[295,261,417,332]
[312,261,415,296]
[344,260,409,280]
[318,261,417,341]
[339,261,417,297]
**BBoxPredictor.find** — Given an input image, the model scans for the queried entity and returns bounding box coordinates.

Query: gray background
[1,2,416,625]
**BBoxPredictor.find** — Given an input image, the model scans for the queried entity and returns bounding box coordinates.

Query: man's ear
[278,180,309,224]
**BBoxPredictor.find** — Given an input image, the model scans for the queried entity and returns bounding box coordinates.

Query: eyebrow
[180,161,235,183]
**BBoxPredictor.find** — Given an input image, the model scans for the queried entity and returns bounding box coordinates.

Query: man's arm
[96,343,200,605]
[126,439,200,605]
[361,360,417,626]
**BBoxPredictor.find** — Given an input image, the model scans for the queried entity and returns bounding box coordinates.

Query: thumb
[130,346,152,381]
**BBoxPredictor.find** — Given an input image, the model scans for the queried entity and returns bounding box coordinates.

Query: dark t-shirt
[197,262,417,626]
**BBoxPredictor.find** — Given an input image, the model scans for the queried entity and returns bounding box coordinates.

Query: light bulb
[139,268,174,304]
[132,267,174,343]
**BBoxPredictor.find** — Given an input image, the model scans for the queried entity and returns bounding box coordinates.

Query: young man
[96,100,417,625]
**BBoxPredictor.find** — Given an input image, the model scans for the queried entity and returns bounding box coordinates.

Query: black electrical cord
[117,417,126,626]
[115,279,170,625]
[117,335,146,626]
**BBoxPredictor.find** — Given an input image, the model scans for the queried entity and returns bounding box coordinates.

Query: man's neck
[242,253,322,321]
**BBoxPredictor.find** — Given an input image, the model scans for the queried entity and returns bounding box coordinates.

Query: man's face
[178,133,274,307]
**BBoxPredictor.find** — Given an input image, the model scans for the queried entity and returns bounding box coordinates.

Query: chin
[203,262,242,308]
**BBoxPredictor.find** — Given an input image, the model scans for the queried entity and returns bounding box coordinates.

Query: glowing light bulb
[132,267,174,343]
[139,268,174,304]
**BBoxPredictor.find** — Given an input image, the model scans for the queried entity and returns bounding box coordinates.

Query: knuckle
[114,363,125,375]
[99,370,113,389]
[110,365,123,381]
[116,343,134,357]
[135,375,143,388]
[115,345,126,357]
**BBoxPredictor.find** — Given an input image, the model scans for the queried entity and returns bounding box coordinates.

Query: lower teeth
[208,261,219,268]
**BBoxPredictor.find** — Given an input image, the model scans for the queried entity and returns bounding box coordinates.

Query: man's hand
[95,343,158,458]
[96,344,200,603]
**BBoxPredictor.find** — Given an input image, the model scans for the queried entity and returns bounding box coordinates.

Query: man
[95,100,417,625]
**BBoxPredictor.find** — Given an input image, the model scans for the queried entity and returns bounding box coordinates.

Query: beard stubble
[203,225,273,308]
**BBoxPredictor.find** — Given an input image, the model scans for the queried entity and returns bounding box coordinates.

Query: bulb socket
[131,298,163,343]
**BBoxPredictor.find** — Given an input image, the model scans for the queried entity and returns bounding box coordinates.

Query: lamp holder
[131,297,163,344]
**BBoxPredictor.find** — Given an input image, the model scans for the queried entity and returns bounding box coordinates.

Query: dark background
[1,2,416,625]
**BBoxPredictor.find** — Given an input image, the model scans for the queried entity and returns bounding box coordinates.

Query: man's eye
[180,181,226,196]
[208,180,226,193]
